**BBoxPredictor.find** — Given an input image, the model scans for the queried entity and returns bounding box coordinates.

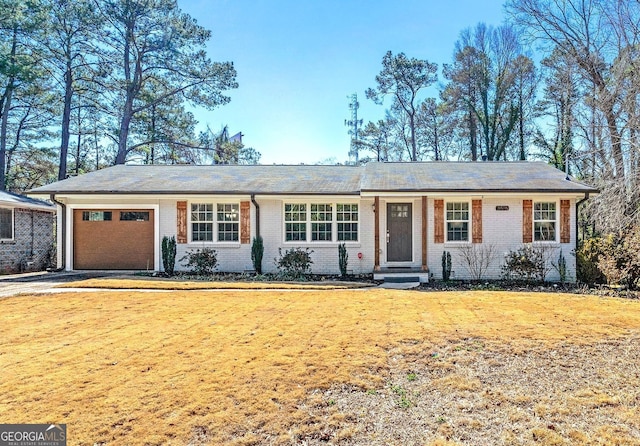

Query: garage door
[73,209,154,270]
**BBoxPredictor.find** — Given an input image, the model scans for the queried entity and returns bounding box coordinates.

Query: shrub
[181,247,218,275]
[275,247,313,279]
[575,238,607,285]
[456,244,497,280]
[502,244,545,282]
[596,226,640,289]
[338,243,348,277]
[161,235,177,276]
[441,251,452,281]
[251,236,264,274]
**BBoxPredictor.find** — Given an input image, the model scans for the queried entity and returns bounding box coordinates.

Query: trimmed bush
[441,251,452,281]
[251,236,264,274]
[181,248,218,275]
[338,243,348,277]
[161,235,177,276]
[275,247,313,279]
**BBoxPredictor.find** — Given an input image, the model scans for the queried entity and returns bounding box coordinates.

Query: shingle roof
[0,190,55,211]
[28,162,598,195]
[29,164,363,195]
[361,162,598,193]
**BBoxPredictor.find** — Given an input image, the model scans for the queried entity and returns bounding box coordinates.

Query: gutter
[251,194,260,239]
[50,194,66,271]
[576,193,590,251]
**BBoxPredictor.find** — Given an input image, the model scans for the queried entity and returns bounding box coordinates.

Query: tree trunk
[59,55,73,180]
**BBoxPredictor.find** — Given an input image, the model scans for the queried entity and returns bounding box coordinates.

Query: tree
[416,98,456,161]
[0,0,47,190]
[43,0,102,180]
[366,51,438,161]
[97,0,238,165]
[443,23,533,161]
[507,0,626,178]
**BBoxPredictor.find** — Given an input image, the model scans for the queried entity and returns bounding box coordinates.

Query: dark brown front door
[387,203,412,262]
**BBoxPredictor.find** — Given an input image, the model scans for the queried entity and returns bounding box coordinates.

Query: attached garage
[73,209,155,270]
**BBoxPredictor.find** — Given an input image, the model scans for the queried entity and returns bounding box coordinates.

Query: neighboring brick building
[0,191,56,274]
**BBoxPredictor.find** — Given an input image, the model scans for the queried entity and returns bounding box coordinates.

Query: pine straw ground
[1,286,639,445]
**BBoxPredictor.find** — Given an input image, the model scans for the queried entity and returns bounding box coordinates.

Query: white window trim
[282,201,360,244]
[444,200,472,244]
[533,200,559,243]
[188,201,241,245]
[0,207,14,241]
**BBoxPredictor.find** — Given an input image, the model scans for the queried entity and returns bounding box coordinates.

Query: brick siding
[0,208,54,273]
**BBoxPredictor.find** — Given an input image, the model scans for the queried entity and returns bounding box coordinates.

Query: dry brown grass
[1,289,639,445]
[57,277,369,290]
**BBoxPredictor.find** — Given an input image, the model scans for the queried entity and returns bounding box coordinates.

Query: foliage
[366,51,438,161]
[338,243,348,277]
[251,236,263,274]
[575,238,607,285]
[441,251,452,281]
[161,235,176,276]
[502,244,545,282]
[180,247,218,275]
[595,226,640,290]
[456,244,498,280]
[275,247,313,279]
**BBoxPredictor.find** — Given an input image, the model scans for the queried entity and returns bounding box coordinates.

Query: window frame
[188,201,243,244]
[216,203,240,242]
[445,201,471,243]
[0,207,14,241]
[533,201,558,243]
[283,201,359,244]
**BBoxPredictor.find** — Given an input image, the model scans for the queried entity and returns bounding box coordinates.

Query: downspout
[575,193,590,251]
[251,194,260,238]
[50,194,66,271]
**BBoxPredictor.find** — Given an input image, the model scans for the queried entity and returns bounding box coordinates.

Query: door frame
[384,201,414,265]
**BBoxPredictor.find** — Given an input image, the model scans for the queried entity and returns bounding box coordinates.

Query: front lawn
[1,289,639,445]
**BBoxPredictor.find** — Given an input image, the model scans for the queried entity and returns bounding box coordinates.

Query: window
[534,202,556,241]
[0,208,12,239]
[283,202,359,242]
[446,202,469,242]
[311,204,332,241]
[82,211,112,221]
[217,203,239,242]
[120,211,149,221]
[284,204,307,241]
[191,203,213,241]
[337,204,358,241]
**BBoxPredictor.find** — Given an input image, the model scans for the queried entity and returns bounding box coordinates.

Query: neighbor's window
[0,208,13,239]
[191,203,214,242]
[82,211,112,221]
[446,202,469,242]
[337,204,358,241]
[534,202,556,241]
[311,204,332,241]
[217,203,239,242]
[284,203,307,241]
[120,211,149,221]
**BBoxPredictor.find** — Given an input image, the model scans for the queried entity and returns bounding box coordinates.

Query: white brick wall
[61,193,579,281]
[427,196,576,281]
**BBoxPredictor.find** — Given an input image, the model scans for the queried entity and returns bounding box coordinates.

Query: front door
[387,203,412,262]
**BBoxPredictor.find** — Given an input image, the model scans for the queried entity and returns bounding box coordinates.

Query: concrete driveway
[0,271,120,298]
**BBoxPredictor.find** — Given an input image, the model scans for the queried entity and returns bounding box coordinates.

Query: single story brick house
[0,190,56,273]
[29,162,597,281]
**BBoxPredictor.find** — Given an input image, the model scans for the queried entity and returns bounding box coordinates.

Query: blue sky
[181,0,507,164]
